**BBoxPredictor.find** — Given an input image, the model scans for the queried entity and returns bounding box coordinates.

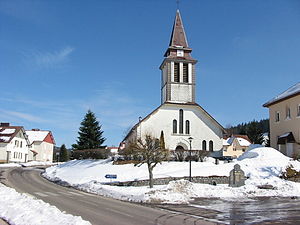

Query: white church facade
[123,10,225,155]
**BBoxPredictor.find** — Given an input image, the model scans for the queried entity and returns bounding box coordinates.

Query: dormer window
[177,50,184,57]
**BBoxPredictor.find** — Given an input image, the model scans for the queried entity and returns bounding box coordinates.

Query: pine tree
[59,144,69,162]
[72,110,106,150]
[246,120,264,144]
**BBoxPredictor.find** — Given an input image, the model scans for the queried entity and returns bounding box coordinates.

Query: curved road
[1,167,215,225]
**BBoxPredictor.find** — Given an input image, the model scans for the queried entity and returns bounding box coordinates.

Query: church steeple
[169,10,188,48]
[160,10,197,105]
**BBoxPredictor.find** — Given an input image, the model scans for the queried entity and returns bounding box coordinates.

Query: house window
[174,63,179,82]
[20,141,22,148]
[297,104,300,117]
[179,109,183,134]
[275,111,280,122]
[183,64,188,83]
[286,107,291,119]
[209,140,213,152]
[202,140,207,150]
[173,119,177,134]
[185,120,190,134]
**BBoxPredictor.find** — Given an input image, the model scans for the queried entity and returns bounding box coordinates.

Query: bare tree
[125,134,169,188]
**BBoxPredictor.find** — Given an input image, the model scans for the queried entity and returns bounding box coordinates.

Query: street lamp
[188,137,193,182]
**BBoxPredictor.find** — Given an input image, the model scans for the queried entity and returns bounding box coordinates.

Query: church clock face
[177,50,184,57]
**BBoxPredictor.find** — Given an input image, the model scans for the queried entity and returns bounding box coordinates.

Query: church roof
[123,102,226,142]
[169,10,189,48]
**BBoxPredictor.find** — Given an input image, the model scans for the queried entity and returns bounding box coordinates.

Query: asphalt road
[1,167,216,225]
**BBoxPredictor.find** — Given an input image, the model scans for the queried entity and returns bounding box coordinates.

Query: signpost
[105,174,117,182]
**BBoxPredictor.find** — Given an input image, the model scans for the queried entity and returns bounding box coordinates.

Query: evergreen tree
[59,144,69,162]
[246,120,264,144]
[72,110,106,150]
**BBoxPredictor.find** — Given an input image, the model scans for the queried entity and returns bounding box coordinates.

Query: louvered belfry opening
[174,62,179,82]
[183,63,188,83]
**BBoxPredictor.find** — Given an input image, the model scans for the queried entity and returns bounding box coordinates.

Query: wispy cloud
[22,46,75,69]
[0,110,48,123]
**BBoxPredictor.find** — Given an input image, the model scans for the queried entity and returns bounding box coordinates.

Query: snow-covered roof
[0,136,10,142]
[0,129,16,134]
[236,137,251,146]
[26,130,49,144]
[223,136,251,147]
[263,82,300,107]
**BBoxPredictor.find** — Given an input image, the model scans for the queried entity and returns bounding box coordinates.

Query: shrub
[71,148,110,160]
[281,165,300,180]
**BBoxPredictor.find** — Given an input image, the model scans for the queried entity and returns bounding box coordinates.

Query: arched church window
[183,64,188,83]
[174,63,179,82]
[185,120,190,134]
[179,109,183,134]
[202,140,207,151]
[209,140,213,152]
[173,119,177,134]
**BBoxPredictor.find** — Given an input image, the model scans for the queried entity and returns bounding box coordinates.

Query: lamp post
[188,137,193,182]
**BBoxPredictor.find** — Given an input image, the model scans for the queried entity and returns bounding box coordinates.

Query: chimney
[0,123,10,127]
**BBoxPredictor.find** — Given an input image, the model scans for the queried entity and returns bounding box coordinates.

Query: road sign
[105,174,117,179]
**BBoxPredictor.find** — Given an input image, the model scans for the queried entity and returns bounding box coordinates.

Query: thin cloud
[0,110,48,123]
[22,46,75,69]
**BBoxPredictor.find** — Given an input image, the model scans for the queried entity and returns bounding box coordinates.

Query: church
[123,10,225,155]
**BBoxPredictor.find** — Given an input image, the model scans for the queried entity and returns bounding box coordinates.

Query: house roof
[0,125,29,144]
[223,135,252,147]
[263,82,300,107]
[123,102,226,142]
[26,130,55,145]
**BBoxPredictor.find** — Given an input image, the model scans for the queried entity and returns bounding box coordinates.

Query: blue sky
[1,0,299,148]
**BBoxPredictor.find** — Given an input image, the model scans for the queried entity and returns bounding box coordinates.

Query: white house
[123,10,225,156]
[0,123,30,163]
[26,129,55,162]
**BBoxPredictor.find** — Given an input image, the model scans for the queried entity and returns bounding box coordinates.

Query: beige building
[222,135,252,158]
[263,82,300,157]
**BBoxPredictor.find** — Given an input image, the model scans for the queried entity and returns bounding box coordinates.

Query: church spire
[164,10,193,59]
[169,10,188,48]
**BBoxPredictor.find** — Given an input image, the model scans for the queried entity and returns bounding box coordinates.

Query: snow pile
[0,163,21,168]
[44,147,300,203]
[21,161,57,167]
[0,183,91,225]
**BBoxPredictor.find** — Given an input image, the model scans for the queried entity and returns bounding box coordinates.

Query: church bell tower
[159,10,197,104]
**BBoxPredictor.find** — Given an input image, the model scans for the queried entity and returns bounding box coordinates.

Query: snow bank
[0,183,91,225]
[44,147,300,204]
[0,163,21,168]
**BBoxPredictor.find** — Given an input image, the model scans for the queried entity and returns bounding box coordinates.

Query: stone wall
[104,175,229,187]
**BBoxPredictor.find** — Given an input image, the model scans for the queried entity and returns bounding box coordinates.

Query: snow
[236,137,251,146]
[0,129,16,134]
[264,82,300,106]
[26,130,48,143]
[279,132,291,138]
[0,183,91,225]
[44,147,300,204]
[0,136,10,142]
[0,161,57,168]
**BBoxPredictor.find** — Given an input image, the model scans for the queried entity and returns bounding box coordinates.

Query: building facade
[26,129,55,162]
[0,123,30,163]
[123,10,225,155]
[263,82,300,157]
[222,135,252,158]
